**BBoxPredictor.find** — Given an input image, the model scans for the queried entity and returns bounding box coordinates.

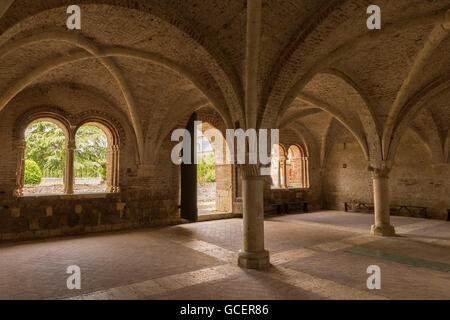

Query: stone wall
[323,127,450,220]
[0,192,180,242]
[0,94,181,242]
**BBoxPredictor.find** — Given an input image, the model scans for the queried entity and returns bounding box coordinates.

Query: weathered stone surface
[0,1,448,243]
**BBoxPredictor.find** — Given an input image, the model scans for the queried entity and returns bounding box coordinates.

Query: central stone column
[370,166,395,236]
[109,144,120,193]
[238,164,270,270]
[64,140,76,195]
[14,139,26,197]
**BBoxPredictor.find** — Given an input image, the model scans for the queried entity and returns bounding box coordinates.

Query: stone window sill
[17,192,120,200]
[270,187,310,190]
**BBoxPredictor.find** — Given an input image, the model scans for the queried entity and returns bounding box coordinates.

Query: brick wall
[323,127,450,219]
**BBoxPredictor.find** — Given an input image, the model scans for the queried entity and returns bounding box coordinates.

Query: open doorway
[179,109,233,221]
[196,129,217,215]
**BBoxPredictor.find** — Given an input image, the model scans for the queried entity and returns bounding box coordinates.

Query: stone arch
[410,109,446,164]
[13,107,72,196]
[321,69,382,161]
[14,106,73,141]
[279,109,323,131]
[0,31,150,162]
[260,0,360,128]
[445,130,450,163]
[0,30,143,161]
[275,69,372,161]
[0,1,244,123]
[287,123,318,161]
[8,81,139,165]
[288,144,305,158]
[407,127,434,162]
[0,45,234,161]
[261,7,450,129]
[382,24,450,160]
[291,93,369,161]
[151,100,234,166]
[74,110,125,147]
[387,75,450,162]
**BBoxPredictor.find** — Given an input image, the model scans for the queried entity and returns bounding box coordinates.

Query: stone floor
[0,211,449,300]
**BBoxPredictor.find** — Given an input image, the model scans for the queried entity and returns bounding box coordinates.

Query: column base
[13,188,23,197]
[238,250,270,270]
[109,186,121,193]
[370,224,396,237]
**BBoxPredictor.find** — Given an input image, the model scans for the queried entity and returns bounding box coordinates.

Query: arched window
[73,121,120,194]
[287,145,309,188]
[271,144,309,189]
[22,120,67,195]
[74,124,108,193]
[14,110,122,197]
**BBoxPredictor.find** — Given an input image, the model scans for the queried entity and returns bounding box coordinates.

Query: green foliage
[25,122,108,179]
[100,166,107,181]
[25,122,65,177]
[197,153,216,183]
[74,126,107,178]
[24,159,42,185]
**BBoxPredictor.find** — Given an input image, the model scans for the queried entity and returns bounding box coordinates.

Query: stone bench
[273,201,308,214]
[344,202,374,213]
[390,205,427,218]
[344,202,428,218]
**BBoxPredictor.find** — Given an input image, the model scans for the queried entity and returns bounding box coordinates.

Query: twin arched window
[14,112,121,196]
[271,144,309,189]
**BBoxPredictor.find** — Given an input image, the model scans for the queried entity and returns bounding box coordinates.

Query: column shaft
[371,169,395,236]
[65,141,75,195]
[111,145,120,192]
[14,140,26,196]
[238,166,270,270]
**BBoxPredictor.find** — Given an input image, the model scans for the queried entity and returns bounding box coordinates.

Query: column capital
[66,140,76,150]
[14,139,26,149]
[109,186,121,193]
[368,160,392,178]
[239,164,261,179]
[369,167,391,179]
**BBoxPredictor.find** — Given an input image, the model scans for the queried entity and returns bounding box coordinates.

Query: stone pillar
[303,157,310,188]
[238,164,270,270]
[14,139,26,197]
[370,167,395,236]
[282,160,287,188]
[276,161,281,188]
[109,144,120,193]
[64,140,75,195]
